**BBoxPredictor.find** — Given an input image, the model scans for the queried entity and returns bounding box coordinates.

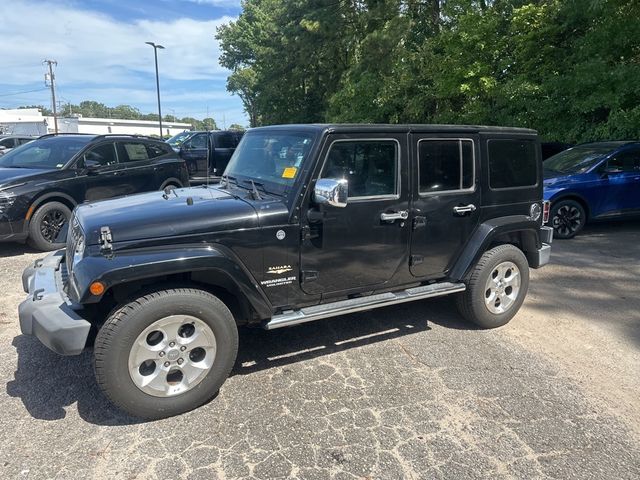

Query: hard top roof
[250,123,538,135]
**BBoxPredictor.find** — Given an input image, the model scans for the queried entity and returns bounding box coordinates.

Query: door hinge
[412,216,427,230]
[301,225,311,242]
[410,255,424,266]
[302,270,319,283]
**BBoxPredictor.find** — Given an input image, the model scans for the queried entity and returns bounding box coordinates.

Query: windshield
[0,136,92,169]
[224,130,316,194]
[544,146,611,175]
[166,131,195,147]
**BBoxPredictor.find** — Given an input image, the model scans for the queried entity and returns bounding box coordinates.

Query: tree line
[217,0,640,142]
[14,103,247,131]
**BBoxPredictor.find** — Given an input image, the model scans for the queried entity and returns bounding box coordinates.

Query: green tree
[218,0,640,142]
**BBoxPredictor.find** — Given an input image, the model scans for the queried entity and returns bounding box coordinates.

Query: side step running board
[263,282,466,330]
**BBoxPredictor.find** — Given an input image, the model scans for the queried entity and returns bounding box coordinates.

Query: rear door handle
[453,204,476,215]
[381,210,409,222]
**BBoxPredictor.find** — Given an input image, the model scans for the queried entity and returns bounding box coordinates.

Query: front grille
[65,214,82,276]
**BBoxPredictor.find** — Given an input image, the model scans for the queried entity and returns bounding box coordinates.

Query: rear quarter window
[146,142,172,159]
[488,139,538,189]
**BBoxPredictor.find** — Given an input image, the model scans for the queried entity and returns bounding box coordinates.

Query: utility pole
[43,59,58,134]
[145,42,165,138]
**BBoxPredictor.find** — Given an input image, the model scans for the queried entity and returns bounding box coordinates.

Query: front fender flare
[71,244,272,319]
[449,215,541,281]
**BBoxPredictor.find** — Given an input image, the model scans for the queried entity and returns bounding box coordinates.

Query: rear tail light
[543,201,551,224]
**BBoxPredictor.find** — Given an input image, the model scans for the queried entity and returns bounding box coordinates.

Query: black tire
[161,182,180,191]
[550,199,586,239]
[456,244,530,329]
[94,288,238,420]
[27,201,72,251]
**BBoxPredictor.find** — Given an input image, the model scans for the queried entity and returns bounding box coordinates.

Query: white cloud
[0,1,235,86]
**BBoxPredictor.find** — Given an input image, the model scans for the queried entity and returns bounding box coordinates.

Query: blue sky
[0,0,247,126]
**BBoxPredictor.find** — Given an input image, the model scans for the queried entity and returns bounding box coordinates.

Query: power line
[0,87,48,98]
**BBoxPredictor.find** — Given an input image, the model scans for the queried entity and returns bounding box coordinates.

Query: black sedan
[0,134,189,251]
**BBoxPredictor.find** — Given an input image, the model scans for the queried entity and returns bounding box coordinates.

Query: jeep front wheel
[456,244,530,329]
[94,288,238,419]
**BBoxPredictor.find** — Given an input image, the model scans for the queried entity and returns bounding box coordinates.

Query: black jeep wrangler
[18,124,553,419]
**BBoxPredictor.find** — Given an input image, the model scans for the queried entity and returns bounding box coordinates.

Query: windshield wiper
[242,179,263,200]
[219,174,238,189]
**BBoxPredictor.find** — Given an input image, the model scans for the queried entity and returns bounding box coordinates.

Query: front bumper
[18,250,91,355]
[0,218,28,242]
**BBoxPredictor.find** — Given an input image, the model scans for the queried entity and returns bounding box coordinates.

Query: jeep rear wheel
[94,288,238,419]
[456,244,530,329]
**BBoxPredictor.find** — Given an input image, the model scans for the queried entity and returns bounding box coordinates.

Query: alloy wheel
[484,261,521,314]
[553,205,582,237]
[39,209,67,243]
[128,315,217,397]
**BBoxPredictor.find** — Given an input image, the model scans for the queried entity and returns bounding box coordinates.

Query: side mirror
[81,157,101,174]
[0,145,6,151]
[314,178,348,208]
[603,167,623,176]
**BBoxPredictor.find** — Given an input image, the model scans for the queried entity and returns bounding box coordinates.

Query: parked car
[18,124,552,418]
[167,130,244,183]
[544,141,640,238]
[0,135,36,156]
[0,133,189,251]
[165,130,193,151]
[541,141,573,160]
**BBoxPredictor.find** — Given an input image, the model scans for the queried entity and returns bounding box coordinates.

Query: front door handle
[453,204,476,215]
[381,210,409,222]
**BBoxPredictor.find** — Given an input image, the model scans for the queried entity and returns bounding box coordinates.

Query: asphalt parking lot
[0,222,639,479]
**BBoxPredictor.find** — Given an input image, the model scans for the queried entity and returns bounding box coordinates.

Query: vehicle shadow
[528,218,640,346]
[6,298,468,426]
[0,242,39,258]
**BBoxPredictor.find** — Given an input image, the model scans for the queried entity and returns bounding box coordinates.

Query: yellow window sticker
[282,167,297,179]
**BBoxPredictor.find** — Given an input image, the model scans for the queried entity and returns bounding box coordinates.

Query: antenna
[205,122,210,189]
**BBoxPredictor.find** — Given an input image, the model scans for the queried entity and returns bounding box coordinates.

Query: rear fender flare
[449,215,541,281]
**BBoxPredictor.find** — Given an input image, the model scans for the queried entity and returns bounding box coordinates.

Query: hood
[543,170,590,187]
[0,167,53,186]
[75,186,260,245]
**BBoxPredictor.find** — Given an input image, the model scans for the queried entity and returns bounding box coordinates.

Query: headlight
[0,192,16,213]
[72,234,85,267]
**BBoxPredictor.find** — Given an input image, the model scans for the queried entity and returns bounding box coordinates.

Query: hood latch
[99,226,113,254]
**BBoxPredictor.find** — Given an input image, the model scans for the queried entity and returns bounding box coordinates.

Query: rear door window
[419,139,474,193]
[488,139,538,189]
[119,142,150,163]
[215,133,236,149]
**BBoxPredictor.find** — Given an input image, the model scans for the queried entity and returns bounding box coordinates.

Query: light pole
[145,41,165,138]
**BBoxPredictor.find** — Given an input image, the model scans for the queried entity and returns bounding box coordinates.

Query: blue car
[544,141,640,238]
